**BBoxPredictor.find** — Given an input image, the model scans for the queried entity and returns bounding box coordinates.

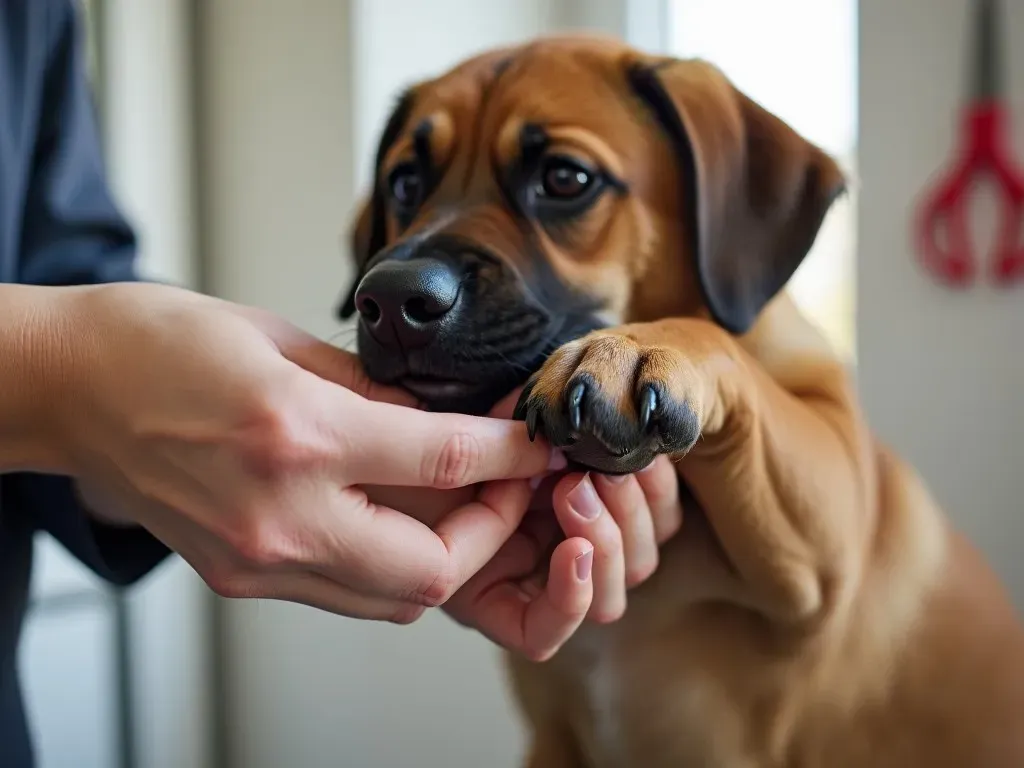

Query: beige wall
[858,0,1024,599]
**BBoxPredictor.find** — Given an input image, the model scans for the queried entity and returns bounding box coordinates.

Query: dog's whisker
[324,326,359,350]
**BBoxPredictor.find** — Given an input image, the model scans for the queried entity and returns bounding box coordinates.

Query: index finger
[344,400,566,488]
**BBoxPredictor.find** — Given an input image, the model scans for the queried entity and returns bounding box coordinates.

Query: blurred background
[18,0,1022,766]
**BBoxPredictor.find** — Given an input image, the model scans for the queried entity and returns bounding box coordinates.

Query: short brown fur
[347,36,1024,767]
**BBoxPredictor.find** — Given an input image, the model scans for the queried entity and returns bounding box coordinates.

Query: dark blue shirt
[1,2,171,764]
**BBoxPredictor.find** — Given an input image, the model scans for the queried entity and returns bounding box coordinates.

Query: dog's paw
[513,332,702,474]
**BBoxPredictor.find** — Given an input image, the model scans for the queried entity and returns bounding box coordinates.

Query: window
[666,0,857,360]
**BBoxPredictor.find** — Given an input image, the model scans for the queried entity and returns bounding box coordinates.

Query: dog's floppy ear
[336,88,418,320]
[627,58,846,335]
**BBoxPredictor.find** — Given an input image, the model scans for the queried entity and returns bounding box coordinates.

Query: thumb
[280,335,421,409]
[223,302,420,407]
[343,400,567,488]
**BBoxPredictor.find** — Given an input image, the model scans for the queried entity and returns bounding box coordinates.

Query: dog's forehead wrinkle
[412,49,630,206]
[449,49,528,196]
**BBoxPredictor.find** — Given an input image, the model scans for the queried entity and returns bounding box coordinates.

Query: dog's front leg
[514,314,875,625]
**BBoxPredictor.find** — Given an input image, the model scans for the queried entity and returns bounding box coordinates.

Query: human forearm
[0,284,79,473]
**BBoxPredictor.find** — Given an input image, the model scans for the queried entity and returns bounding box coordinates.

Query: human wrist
[0,284,85,473]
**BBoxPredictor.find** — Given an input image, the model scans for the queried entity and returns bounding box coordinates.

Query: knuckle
[226,517,292,569]
[417,565,458,607]
[237,399,324,481]
[427,431,482,489]
[389,604,427,625]
[240,535,288,569]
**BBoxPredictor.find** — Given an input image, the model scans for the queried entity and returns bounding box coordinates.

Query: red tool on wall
[915,0,1024,287]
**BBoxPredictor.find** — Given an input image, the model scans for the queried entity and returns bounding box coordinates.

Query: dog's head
[338,37,845,415]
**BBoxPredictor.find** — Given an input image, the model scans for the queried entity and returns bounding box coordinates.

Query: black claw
[513,397,529,422]
[639,386,657,431]
[512,380,535,422]
[525,407,540,442]
[568,382,585,432]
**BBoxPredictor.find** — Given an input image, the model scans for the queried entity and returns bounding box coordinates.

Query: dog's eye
[537,157,593,200]
[387,163,423,209]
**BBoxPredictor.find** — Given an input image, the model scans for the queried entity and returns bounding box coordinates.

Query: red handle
[990,195,1024,285]
[987,154,1024,285]
[916,161,977,287]
[916,103,1024,287]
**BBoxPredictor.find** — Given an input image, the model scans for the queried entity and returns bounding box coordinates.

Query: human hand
[442,462,683,660]
[372,388,685,660]
[60,282,566,623]
[523,455,684,620]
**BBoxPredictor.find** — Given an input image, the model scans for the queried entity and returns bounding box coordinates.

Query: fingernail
[599,473,628,484]
[575,548,594,581]
[567,473,601,520]
[529,475,543,491]
[548,449,568,472]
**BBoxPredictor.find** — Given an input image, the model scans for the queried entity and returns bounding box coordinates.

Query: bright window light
[666,0,858,360]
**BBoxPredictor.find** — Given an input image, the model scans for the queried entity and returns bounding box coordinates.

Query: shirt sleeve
[5,0,171,586]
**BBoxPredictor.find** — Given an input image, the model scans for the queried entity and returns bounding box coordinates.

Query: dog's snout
[354,257,462,348]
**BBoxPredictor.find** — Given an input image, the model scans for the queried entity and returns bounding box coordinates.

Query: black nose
[354,257,462,348]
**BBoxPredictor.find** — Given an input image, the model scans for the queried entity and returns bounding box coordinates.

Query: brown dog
[339,35,1024,767]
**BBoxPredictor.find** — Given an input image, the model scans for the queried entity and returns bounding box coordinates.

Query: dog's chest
[563,627,629,768]
[557,620,743,768]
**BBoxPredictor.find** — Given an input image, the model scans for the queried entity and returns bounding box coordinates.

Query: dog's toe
[514,335,701,474]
